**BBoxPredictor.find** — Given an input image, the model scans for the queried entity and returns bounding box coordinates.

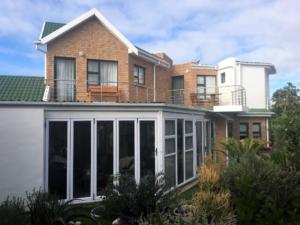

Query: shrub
[0,196,28,225]
[93,173,173,224]
[221,153,300,225]
[220,138,263,162]
[191,158,236,225]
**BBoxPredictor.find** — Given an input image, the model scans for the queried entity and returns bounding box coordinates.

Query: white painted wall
[217,57,271,109]
[0,107,44,201]
[241,65,267,108]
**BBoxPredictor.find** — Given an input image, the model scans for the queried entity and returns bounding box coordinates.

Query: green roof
[41,22,65,38]
[0,76,45,101]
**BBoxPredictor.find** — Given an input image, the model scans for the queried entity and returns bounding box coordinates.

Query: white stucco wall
[241,65,267,108]
[0,107,44,201]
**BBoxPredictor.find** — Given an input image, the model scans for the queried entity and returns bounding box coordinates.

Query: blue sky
[0,0,299,93]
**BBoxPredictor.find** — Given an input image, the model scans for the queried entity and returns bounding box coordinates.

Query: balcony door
[55,57,75,101]
[172,76,184,104]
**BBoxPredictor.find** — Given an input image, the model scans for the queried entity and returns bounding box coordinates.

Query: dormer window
[87,60,117,86]
[134,65,145,85]
[221,72,226,84]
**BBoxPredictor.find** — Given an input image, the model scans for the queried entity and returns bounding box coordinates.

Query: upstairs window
[252,123,261,139]
[134,65,145,85]
[87,60,117,86]
[197,75,216,99]
[221,72,226,84]
[239,123,249,139]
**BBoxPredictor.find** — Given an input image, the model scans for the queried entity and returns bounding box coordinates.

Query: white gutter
[153,64,157,102]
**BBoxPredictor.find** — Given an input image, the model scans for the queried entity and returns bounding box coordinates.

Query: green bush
[220,138,263,163]
[221,153,300,225]
[93,173,173,224]
[0,196,28,225]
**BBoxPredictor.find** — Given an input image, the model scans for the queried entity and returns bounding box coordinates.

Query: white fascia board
[213,105,246,112]
[39,21,46,40]
[137,51,170,68]
[40,8,138,55]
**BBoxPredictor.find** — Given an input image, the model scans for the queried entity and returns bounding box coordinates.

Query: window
[55,58,75,101]
[184,120,194,180]
[48,121,68,199]
[197,75,216,99]
[221,72,225,83]
[73,121,91,198]
[239,123,249,139]
[140,121,155,177]
[164,120,176,188]
[119,121,135,175]
[134,65,145,85]
[252,123,261,139]
[196,121,203,167]
[97,121,113,195]
[87,60,117,86]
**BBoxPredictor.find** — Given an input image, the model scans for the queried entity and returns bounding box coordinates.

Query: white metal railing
[45,79,155,103]
[168,85,246,106]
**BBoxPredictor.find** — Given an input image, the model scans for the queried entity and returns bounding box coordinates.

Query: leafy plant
[221,153,300,225]
[0,196,28,225]
[220,138,263,162]
[92,173,174,224]
[26,189,96,225]
[191,158,236,225]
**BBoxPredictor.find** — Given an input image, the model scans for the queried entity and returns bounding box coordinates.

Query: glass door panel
[48,121,68,199]
[119,121,135,176]
[196,121,203,167]
[140,121,155,177]
[177,119,184,184]
[73,121,91,198]
[96,121,113,195]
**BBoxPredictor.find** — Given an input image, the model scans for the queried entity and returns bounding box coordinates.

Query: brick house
[0,8,275,201]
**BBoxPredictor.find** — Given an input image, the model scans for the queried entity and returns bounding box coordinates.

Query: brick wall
[46,16,129,102]
[172,64,217,106]
[232,117,268,141]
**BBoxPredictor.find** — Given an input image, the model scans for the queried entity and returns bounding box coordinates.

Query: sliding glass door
[96,121,113,195]
[119,121,135,176]
[72,121,92,198]
[140,121,155,177]
[47,118,157,200]
[48,121,68,199]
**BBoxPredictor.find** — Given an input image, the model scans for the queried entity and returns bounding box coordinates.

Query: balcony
[168,85,247,112]
[44,79,156,103]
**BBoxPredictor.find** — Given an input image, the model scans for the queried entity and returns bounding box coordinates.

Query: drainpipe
[34,41,47,80]
[153,64,157,102]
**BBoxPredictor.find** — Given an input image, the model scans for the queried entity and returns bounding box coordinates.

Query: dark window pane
[177,119,184,184]
[240,123,248,139]
[252,123,261,139]
[165,139,175,154]
[196,121,203,167]
[97,121,113,195]
[227,122,233,138]
[185,136,193,150]
[165,120,175,136]
[165,155,176,188]
[48,121,68,199]
[185,151,193,179]
[185,121,193,133]
[73,121,91,198]
[205,121,211,154]
[119,121,135,176]
[140,121,155,177]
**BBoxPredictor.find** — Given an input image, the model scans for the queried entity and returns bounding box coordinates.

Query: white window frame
[184,120,194,182]
[70,119,94,201]
[164,119,177,187]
